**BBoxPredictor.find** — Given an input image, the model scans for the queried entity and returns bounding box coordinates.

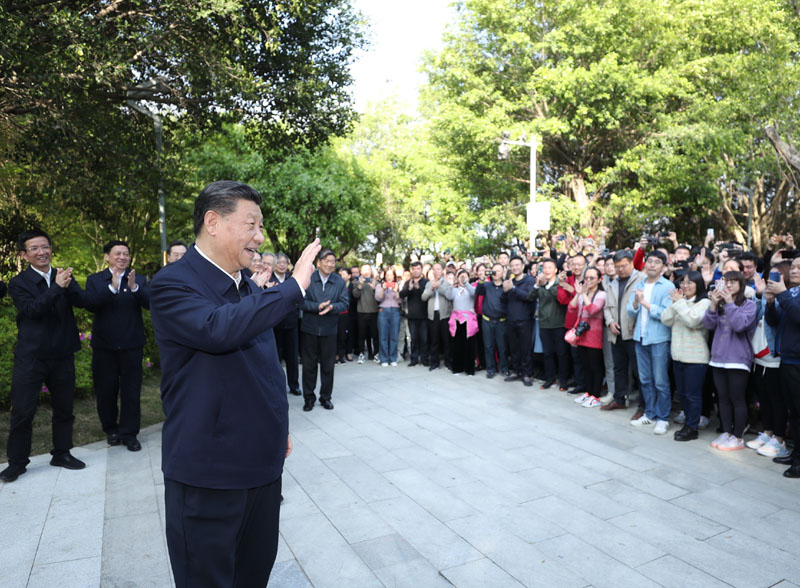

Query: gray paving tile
[635,555,733,588]
[27,556,101,588]
[320,503,396,545]
[336,435,409,474]
[279,512,382,588]
[35,490,104,566]
[291,426,353,460]
[270,559,314,588]
[441,557,526,588]
[102,511,172,587]
[706,529,800,585]
[535,533,660,588]
[371,557,453,588]
[351,533,423,570]
[383,468,477,522]
[369,496,483,570]
[324,455,402,503]
[389,444,479,488]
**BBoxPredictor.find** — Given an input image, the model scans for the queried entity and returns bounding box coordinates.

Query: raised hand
[292,239,322,290]
[55,267,72,288]
[127,269,137,291]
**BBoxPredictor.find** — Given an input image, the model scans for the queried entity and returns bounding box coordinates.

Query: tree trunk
[565,171,592,229]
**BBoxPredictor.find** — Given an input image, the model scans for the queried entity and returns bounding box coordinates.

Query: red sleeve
[556,275,575,305]
[633,247,645,271]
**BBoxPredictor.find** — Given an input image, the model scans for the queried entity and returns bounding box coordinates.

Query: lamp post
[498,131,544,249]
[127,78,169,265]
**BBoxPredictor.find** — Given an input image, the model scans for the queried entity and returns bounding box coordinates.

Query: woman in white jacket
[661,271,711,442]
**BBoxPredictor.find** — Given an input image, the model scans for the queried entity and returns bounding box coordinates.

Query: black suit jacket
[0,279,6,300]
[84,269,150,350]
[9,267,86,359]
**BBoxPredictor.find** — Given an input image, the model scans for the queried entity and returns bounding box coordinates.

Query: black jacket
[301,270,349,336]
[9,266,87,359]
[400,277,429,320]
[475,280,508,319]
[85,268,151,350]
[0,279,6,300]
[506,274,535,322]
[273,271,300,329]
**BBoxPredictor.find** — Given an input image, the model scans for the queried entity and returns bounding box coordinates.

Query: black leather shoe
[303,401,314,412]
[0,464,26,482]
[422,361,430,367]
[486,372,496,379]
[783,463,800,478]
[408,362,418,367]
[523,377,533,387]
[568,387,586,395]
[673,426,698,442]
[50,453,86,470]
[124,438,142,452]
[289,389,302,396]
[107,432,121,446]
[429,364,439,371]
[774,452,795,465]
[504,373,521,382]
[320,399,334,410]
[540,380,555,390]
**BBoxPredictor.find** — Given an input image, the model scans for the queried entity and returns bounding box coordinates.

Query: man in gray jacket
[602,250,643,413]
[421,263,454,371]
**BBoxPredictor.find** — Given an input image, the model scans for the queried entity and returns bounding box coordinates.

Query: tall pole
[154,117,167,265]
[529,134,537,248]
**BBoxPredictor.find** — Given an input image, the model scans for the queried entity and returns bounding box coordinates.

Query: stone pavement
[3,360,800,588]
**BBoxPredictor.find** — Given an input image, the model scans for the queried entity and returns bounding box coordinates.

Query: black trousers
[348,312,360,355]
[753,365,786,436]
[451,321,476,375]
[428,312,450,368]
[7,355,75,465]
[165,476,282,588]
[92,347,143,440]
[611,337,640,406]
[336,313,350,359]
[302,333,337,402]
[713,367,750,438]
[408,317,429,364]
[539,326,569,386]
[508,320,533,377]
[780,363,800,462]
[579,345,605,398]
[357,312,378,358]
[275,327,300,394]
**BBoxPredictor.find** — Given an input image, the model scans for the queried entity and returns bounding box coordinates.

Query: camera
[574,321,591,337]
[645,236,660,246]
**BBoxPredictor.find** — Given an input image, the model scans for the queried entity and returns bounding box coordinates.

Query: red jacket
[557,275,579,329]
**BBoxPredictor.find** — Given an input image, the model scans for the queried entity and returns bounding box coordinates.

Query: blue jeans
[482,318,508,375]
[634,341,671,421]
[378,307,401,363]
[673,361,706,431]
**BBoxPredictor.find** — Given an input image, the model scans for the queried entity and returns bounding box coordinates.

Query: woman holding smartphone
[569,267,606,407]
[703,271,758,452]
[375,267,402,366]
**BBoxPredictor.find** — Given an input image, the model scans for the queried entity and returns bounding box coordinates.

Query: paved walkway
[3,360,800,588]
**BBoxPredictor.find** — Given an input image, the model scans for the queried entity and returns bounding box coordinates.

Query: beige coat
[604,269,643,343]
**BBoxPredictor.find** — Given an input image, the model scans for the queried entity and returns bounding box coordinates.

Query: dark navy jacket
[9,267,86,359]
[506,274,535,322]
[475,280,508,319]
[273,270,300,330]
[766,286,800,365]
[301,270,349,336]
[149,245,304,489]
[85,269,150,350]
[399,277,429,320]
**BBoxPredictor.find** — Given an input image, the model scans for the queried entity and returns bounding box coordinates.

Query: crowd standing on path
[1,179,800,585]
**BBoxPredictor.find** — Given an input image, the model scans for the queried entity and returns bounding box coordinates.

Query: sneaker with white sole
[673,411,686,425]
[573,392,590,404]
[390,362,398,367]
[718,436,745,451]
[630,415,653,427]
[711,432,731,448]
[373,356,381,364]
[598,394,613,405]
[746,432,772,450]
[358,353,365,365]
[381,362,389,367]
[582,396,602,408]
[698,415,710,429]
[653,420,669,435]
[757,437,789,458]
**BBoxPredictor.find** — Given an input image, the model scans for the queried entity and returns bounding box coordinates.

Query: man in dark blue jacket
[85,240,150,451]
[300,249,349,411]
[272,252,301,395]
[150,181,319,588]
[1,230,88,483]
[503,255,535,386]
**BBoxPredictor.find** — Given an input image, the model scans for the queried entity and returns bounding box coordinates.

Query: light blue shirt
[626,276,675,345]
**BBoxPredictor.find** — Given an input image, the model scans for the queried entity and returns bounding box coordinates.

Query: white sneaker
[698,415,710,429]
[598,394,613,405]
[573,392,590,404]
[718,436,745,452]
[381,362,389,367]
[746,432,772,450]
[630,415,653,427]
[673,411,686,425]
[582,396,602,408]
[757,437,789,457]
[653,420,669,435]
[390,362,398,367]
[357,353,365,365]
[711,432,731,448]
[373,356,381,364]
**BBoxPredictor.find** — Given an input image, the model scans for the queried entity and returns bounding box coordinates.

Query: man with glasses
[1,230,88,482]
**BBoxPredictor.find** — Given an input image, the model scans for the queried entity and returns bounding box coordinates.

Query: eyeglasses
[26,245,51,253]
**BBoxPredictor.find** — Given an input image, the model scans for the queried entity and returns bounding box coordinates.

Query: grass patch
[0,372,164,458]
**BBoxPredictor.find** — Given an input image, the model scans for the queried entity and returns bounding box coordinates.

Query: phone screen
[769,271,781,282]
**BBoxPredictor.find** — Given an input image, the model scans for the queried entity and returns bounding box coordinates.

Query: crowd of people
[247,231,800,480]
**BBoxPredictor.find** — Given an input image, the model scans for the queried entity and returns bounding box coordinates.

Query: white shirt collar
[195,245,242,288]
[31,265,52,285]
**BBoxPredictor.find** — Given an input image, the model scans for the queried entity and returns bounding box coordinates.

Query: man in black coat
[85,240,150,451]
[399,261,429,366]
[1,229,88,483]
[272,252,301,396]
[300,249,349,411]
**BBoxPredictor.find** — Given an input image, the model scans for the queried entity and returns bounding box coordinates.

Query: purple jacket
[702,299,757,368]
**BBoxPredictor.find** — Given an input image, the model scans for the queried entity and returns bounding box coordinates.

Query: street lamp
[127,77,169,265]
[497,131,547,249]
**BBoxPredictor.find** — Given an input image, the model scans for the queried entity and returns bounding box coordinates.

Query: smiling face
[680,276,697,298]
[200,198,265,273]
[105,245,131,272]
[509,258,524,277]
[317,253,336,277]
[20,236,53,273]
